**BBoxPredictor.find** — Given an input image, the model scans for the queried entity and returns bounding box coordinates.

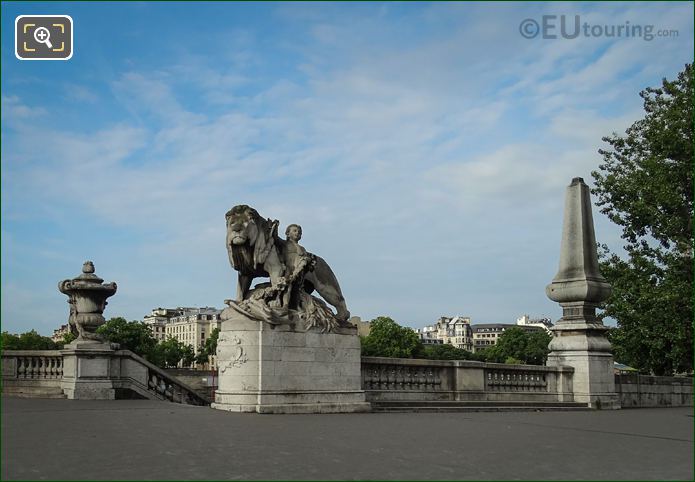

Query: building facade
[51,324,70,343]
[472,323,544,352]
[142,306,222,369]
[516,314,553,333]
[165,307,222,355]
[415,316,473,350]
[414,316,548,353]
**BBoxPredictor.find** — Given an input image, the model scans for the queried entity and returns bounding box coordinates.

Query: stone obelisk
[546,177,620,409]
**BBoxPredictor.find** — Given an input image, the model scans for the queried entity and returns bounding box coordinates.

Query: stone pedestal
[547,323,619,409]
[212,313,370,414]
[60,341,117,400]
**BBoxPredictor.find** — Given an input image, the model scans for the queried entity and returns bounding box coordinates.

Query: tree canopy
[96,317,158,357]
[1,330,58,350]
[195,327,220,366]
[360,316,424,358]
[481,327,551,365]
[591,64,693,375]
[96,317,194,368]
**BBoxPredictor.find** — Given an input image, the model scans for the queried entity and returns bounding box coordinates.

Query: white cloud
[1,3,692,333]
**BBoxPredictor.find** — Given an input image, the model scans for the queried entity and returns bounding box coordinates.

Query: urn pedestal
[212,312,370,414]
[60,342,117,400]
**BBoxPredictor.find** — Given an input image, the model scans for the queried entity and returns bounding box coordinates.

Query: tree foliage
[96,317,158,356]
[481,328,551,365]
[60,332,77,347]
[0,330,57,350]
[195,327,220,366]
[145,337,198,368]
[421,343,473,361]
[360,316,424,358]
[591,64,693,375]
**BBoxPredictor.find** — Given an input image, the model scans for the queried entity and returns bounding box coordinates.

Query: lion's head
[226,205,262,246]
[225,205,279,275]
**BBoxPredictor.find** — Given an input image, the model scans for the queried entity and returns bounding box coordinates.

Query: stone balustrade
[361,357,574,403]
[2,350,210,405]
[3,351,64,380]
[4,350,692,408]
[485,365,549,392]
[615,374,693,408]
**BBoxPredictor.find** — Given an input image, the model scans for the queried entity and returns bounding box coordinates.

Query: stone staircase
[370,400,589,412]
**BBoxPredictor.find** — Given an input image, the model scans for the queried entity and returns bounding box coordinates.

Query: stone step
[370,400,589,412]
[372,406,590,412]
[371,400,587,407]
[2,387,67,399]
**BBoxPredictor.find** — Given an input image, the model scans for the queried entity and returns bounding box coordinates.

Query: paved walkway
[2,397,693,480]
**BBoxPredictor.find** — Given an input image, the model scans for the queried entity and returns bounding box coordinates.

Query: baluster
[29,358,37,379]
[404,366,413,390]
[411,368,420,389]
[384,366,392,390]
[424,368,432,389]
[376,365,385,390]
[164,382,174,400]
[394,366,403,390]
[433,368,442,391]
[368,367,377,389]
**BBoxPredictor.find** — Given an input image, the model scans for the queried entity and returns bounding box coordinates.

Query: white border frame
[15,15,74,61]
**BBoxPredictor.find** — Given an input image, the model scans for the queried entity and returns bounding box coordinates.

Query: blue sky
[2,1,693,336]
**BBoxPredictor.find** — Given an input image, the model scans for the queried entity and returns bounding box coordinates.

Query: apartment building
[472,323,544,352]
[143,306,222,355]
[415,316,473,350]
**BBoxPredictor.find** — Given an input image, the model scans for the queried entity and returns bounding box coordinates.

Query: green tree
[1,332,21,350]
[591,64,693,375]
[195,327,220,366]
[490,327,528,363]
[181,344,196,368]
[1,330,57,350]
[58,332,77,348]
[525,330,553,365]
[96,317,157,355]
[421,343,473,361]
[481,327,551,365]
[157,337,192,368]
[360,316,424,358]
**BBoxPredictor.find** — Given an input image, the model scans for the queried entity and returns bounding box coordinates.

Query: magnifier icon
[33,27,53,49]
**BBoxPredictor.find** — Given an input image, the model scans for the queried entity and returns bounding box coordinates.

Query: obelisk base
[547,323,620,410]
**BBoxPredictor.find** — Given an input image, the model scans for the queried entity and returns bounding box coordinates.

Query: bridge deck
[2,397,692,480]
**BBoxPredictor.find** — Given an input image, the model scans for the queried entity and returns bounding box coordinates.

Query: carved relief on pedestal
[219,334,248,373]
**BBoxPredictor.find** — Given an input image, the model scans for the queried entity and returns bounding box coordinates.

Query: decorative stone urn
[58,261,117,342]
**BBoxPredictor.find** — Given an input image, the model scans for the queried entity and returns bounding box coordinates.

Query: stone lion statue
[225,205,350,326]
